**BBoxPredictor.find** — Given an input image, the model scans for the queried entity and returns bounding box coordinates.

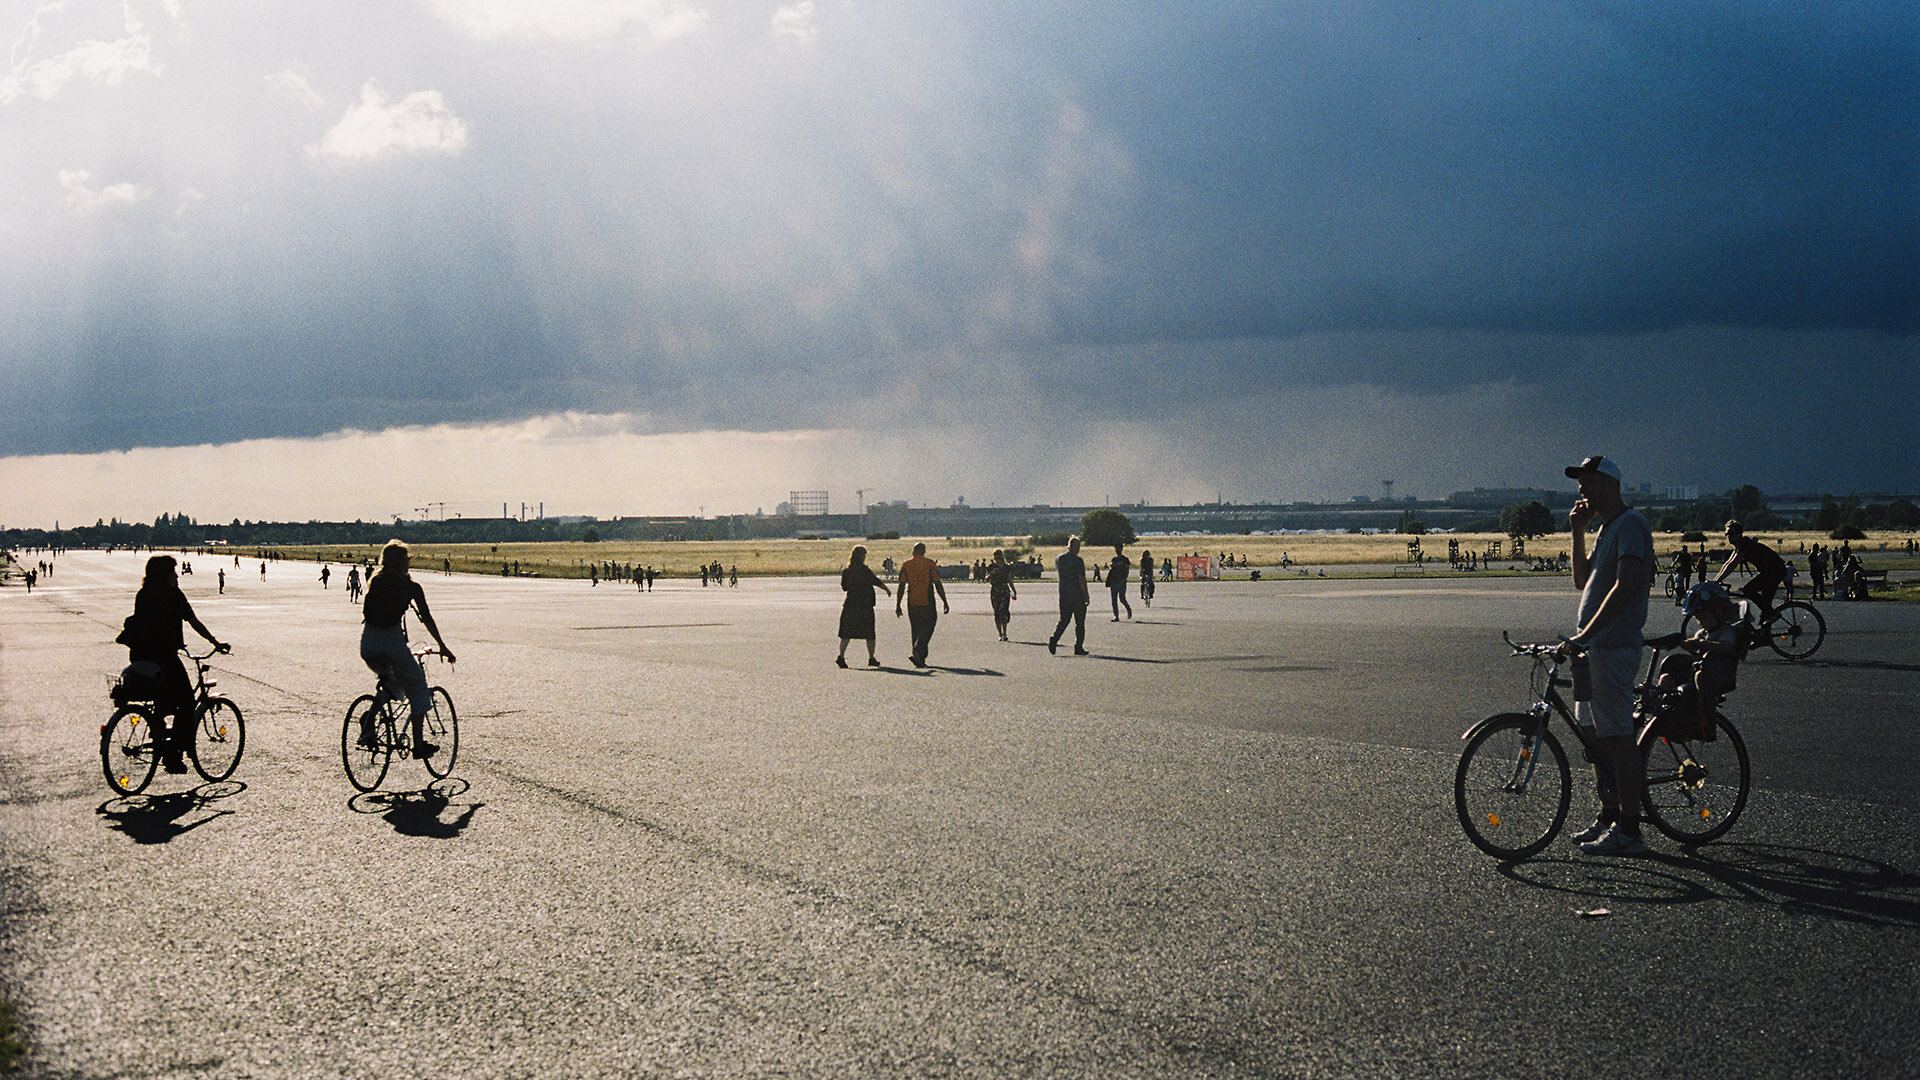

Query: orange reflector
[1487,814,1501,827]
[1700,808,1713,819]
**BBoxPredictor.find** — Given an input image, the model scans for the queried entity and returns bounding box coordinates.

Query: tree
[1080,508,1136,548]
[1500,500,1554,541]
[1397,509,1427,535]
[1815,495,1841,532]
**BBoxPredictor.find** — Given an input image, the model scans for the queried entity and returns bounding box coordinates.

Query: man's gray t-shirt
[1578,508,1653,649]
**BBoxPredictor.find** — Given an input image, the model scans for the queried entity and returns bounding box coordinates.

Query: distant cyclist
[1713,520,1787,617]
[359,540,456,758]
[125,555,229,773]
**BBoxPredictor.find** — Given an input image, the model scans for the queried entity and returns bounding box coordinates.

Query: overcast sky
[2,0,1915,527]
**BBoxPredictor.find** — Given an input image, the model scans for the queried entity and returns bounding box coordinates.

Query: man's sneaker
[1048,638,1058,655]
[357,721,378,749]
[1578,825,1651,856]
[412,741,440,760]
[1569,819,1611,846]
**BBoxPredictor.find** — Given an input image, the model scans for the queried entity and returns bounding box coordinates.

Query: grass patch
[232,530,1915,582]
[0,998,26,1073]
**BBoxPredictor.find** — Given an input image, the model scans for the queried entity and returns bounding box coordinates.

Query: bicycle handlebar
[1502,631,1567,660]
[185,644,230,661]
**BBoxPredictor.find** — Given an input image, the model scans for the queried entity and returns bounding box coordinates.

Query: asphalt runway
[2,551,1917,1078]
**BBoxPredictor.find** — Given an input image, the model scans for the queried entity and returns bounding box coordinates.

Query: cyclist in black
[359,540,456,757]
[126,555,229,773]
[1713,520,1787,617]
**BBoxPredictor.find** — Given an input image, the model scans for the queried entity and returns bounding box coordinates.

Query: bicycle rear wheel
[1765,601,1825,660]
[191,698,246,782]
[421,686,459,779]
[342,695,392,792]
[102,707,160,795]
[1641,715,1749,844]
[1455,714,1572,860]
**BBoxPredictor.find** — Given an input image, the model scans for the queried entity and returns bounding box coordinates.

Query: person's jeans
[907,605,937,661]
[360,625,431,721]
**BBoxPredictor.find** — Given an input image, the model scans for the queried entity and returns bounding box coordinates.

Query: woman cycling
[126,555,228,774]
[359,540,456,757]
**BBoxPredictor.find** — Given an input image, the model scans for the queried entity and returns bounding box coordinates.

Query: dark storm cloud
[2,0,1913,494]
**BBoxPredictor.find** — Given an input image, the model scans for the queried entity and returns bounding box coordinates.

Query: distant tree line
[5,491,1916,553]
[1451,487,1918,540]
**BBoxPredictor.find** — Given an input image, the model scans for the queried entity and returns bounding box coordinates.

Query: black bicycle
[101,646,245,795]
[1683,589,1824,661]
[342,646,458,791]
[1454,634,1751,860]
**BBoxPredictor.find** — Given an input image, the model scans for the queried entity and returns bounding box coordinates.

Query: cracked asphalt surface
[3,551,1917,1078]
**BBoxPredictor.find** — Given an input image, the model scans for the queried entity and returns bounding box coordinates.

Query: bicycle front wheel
[1765,601,1825,660]
[421,686,459,779]
[1455,714,1572,860]
[342,695,392,792]
[191,698,246,782]
[1641,715,1750,844]
[102,707,160,795]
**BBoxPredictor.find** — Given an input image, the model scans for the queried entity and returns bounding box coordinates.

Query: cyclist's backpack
[111,660,164,705]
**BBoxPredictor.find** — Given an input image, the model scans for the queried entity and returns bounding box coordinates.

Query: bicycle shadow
[97,781,247,845]
[1497,843,1920,927]
[348,777,483,839]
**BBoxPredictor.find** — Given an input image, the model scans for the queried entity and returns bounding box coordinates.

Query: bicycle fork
[1504,706,1550,793]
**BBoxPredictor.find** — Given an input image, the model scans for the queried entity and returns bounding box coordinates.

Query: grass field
[248,530,1918,583]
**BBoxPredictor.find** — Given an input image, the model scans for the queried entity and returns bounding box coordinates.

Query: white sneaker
[1578,825,1651,856]
[1570,819,1610,845]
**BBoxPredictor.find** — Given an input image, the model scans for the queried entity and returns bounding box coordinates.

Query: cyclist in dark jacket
[1713,520,1787,616]
[127,555,228,773]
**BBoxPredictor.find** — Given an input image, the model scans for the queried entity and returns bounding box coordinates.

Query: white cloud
[267,67,324,112]
[59,169,152,213]
[308,82,470,161]
[426,0,707,43]
[770,2,817,46]
[0,17,157,105]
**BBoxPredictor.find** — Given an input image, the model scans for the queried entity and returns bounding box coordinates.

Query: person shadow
[348,778,483,838]
[1499,842,1920,928]
[98,782,246,845]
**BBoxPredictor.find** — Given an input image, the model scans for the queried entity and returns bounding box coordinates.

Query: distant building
[788,490,829,517]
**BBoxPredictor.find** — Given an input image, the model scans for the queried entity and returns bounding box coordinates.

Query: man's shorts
[1573,646,1642,740]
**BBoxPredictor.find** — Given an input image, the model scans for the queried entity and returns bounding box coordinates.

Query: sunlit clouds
[425,0,709,43]
[0,1,1913,527]
[0,0,166,105]
[308,82,469,160]
[57,168,151,212]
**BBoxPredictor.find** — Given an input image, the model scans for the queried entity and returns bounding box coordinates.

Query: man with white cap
[1558,455,1654,855]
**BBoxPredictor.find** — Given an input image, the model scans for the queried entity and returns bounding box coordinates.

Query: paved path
[2,552,1917,1078]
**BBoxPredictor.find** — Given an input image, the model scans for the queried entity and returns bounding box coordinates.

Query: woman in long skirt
[837,546,890,667]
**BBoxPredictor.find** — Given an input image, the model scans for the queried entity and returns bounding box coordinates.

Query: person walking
[1049,536,1091,655]
[1558,456,1654,856]
[1106,544,1133,621]
[986,549,1018,641]
[895,542,948,667]
[836,546,890,668]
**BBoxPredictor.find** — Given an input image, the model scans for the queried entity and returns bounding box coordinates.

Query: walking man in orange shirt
[895,542,950,668]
